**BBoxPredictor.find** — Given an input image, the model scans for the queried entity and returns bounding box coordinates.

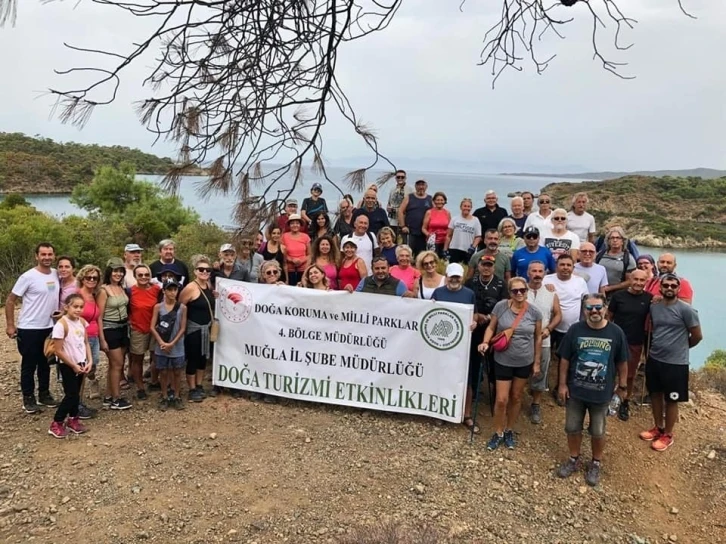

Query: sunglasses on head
[585,304,604,311]
[196,267,212,273]
[511,287,527,295]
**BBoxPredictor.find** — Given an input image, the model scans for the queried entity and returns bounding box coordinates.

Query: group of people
[4,175,703,488]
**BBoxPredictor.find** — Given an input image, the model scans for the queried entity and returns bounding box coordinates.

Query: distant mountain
[502,168,726,180]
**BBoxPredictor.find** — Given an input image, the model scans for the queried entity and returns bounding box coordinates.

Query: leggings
[185,330,208,376]
[54,363,84,422]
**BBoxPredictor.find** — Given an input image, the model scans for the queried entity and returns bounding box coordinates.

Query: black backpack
[155,302,181,343]
[595,248,631,282]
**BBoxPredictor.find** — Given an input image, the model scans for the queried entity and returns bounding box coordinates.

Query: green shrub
[174,221,230,263]
[705,350,726,370]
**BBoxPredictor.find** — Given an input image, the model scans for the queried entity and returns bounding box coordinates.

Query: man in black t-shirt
[148,239,190,287]
[607,269,652,421]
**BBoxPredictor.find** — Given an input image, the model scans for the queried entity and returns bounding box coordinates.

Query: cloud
[0,0,724,171]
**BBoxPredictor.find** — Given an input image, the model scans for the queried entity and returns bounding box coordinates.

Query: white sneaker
[87,378,101,400]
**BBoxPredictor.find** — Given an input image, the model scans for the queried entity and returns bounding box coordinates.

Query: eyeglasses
[422,260,436,267]
[196,267,212,273]
[265,270,280,276]
[584,304,604,311]
[609,235,622,240]
[511,287,527,295]
[84,276,99,282]
[661,283,679,289]
[538,199,550,204]
[553,217,567,221]
[136,273,151,278]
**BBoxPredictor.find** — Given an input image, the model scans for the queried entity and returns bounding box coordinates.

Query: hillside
[541,175,726,248]
[504,168,726,180]
[0,132,201,194]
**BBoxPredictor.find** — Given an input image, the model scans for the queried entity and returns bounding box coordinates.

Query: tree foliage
[0,132,176,192]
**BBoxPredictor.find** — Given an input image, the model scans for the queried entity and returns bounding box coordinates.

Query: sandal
[463,416,480,434]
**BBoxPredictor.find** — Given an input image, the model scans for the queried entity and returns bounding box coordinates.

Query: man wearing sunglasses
[511,226,556,280]
[645,253,694,304]
[640,274,702,452]
[574,242,608,295]
[386,169,412,238]
[524,193,555,235]
[556,293,628,487]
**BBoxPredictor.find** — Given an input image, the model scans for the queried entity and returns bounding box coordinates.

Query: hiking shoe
[249,392,262,401]
[486,433,504,451]
[110,398,132,411]
[66,416,88,434]
[209,386,222,398]
[618,399,630,421]
[585,461,601,487]
[38,392,59,408]
[48,421,67,439]
[148,382,162,391]
[230,389,243,399]
[136,389,148,400]
[639,426,664,442]
[23,395,42,414]
[171,397,185,410]
[87,378,101,400]
[195,385,207,399]
[652,433,674,452]
[189,389,204,403]
[78,403,97,420]
[530,404,542,425]
[557,457,580,479]
[503,430,516,450]
[159,397,170,411]
[102,396,113,407]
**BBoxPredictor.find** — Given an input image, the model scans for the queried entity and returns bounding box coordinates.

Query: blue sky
[0,0,724,172]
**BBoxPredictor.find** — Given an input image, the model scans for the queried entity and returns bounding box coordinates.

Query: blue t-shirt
[511,246,557,280]
[380,245,398,267]
[431,285,476,305]
[557,321,628,405]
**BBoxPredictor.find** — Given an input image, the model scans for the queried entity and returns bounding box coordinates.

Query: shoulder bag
[490,302,529,352]
[198,285,219,342]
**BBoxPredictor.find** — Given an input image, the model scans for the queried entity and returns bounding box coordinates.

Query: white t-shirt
[341,232,378,275]
[574,263,609,294]
[540,230,580,259]
[11,268,61,329]
[524,211,554,236]
[542,273,589,333]
[448,215,482,251]
[52,317,87,365]
[566,211,596,243]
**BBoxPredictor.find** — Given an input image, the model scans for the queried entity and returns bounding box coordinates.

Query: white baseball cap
[445,263,464,278]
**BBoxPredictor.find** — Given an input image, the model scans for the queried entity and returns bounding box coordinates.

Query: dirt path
[0,314,724,544]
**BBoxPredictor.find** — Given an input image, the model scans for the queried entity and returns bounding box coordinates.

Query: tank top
[185,284,214,325]
[260,242,285,271]
[405,194,433,234]
[417,275,446,300]
[154,303,184,358]
[527,286,555,348]
[102,287,129,327]
[319,262,339,290]
[80,296,100,338]
[428,208,449,244]
[338,259,362,291]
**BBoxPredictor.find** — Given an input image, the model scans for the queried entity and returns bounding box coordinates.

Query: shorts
[627,344,643,379]
[529,347,551,392]
[103,327,129,351]
[129,330,152,355]
[494,361,533,381]
[155,355,186,370]
[564,398,609,438]
[645,357,689,403]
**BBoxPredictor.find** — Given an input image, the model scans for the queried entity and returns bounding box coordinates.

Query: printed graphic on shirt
[543,237,573,259]
[451,220,478,236]
[572,336,612,392]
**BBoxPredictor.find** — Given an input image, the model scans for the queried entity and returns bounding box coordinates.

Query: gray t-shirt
[491,300,542,368]
[448,215,482,251]
[598,252,635,286]
[650,301,700,365]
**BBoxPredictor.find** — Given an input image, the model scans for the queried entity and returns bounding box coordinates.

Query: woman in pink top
[422,192,451,258]
[281,214,311,286]
[57,256,78,306]
[339,240,367,292]
[310,235,340,290]
[390,245,421,291]
[75,264,102,405]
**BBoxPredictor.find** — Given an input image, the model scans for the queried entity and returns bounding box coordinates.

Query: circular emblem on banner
[219,285,253,323]
[420,308,464,351]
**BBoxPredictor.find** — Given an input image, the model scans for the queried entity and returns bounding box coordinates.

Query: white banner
[213,279,472,422]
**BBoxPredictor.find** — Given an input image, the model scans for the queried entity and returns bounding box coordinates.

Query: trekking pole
[469,355,486,445]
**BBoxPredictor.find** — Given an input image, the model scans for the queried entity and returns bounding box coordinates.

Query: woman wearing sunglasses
[75,264,102,413]
[478,277,543,451]
[179,256,216,403]
[413,251,445,300]
[259,260,286,286]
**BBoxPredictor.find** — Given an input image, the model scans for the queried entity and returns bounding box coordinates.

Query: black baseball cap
[523,226,540,237]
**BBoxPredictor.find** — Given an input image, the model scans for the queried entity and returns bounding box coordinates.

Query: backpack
[43,317,68,364]
[595,247,632,283]
[155,302,181,343]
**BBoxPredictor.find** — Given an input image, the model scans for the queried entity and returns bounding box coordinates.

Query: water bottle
[607,393,621,416]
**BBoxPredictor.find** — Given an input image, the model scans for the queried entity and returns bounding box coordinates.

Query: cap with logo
[445,263,464,277]
[156,264,183,282]
[163,278,180,290]
[220,243,235,253]
[311,183,323,193]
[523,226,540,237]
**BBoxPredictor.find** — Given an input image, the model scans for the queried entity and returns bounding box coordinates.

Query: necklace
[478,275,494,288]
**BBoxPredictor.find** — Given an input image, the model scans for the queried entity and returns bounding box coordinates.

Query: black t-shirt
[608,289,652,345]
[149,259,190,286]
[558,321,628,405]
[465,275,509,316]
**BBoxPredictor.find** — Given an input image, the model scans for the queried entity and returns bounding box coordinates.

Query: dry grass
[691,367,726,396]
